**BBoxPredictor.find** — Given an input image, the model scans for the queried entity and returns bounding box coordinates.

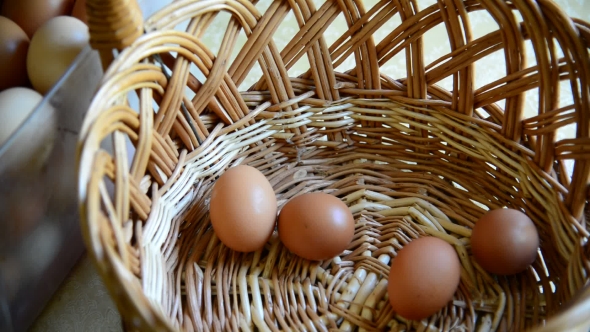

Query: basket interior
[77,0,590,331]
[126,99,576,331]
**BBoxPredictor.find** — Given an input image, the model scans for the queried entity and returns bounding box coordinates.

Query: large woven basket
[77,0,590,330]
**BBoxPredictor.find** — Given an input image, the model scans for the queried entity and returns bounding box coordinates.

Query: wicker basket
[77,0,590,330]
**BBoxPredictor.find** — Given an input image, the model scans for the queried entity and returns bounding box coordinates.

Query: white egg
[0,87,56,173]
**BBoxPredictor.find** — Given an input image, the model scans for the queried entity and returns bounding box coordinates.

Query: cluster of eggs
[208,165,540,321]
[209,165,356,261]
[0,0,88,172]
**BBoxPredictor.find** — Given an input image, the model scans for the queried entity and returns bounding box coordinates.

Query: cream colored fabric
[30,0,589,331]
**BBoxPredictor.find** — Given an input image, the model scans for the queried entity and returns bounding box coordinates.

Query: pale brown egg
[27,16,89,94]
[278,192,355,261]
[388,236,461,321]
[1,0,75,38]
[0,16,29,90]
[209,165,277,253]
[471,208,539,275]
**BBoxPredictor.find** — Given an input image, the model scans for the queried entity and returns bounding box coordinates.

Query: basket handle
[85,0,144,69]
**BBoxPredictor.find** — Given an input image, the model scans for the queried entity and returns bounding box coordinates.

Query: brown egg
[27,16,89,94]
[0,16,29,90]
[471,208,539,275]
[1,0,75,37]
[388,236,461,321]
[209,165,277,253]
[71,0,87,24]
[278,192,355,261]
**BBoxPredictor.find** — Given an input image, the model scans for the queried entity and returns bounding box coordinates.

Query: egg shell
[388,236,461,321]
[470,208,539,275]
[0,87,56,173]
[0,16,29,90]
[278,192,355,261]
[1,0,75,38]
[27,16,89,94]
[209,165,277,253]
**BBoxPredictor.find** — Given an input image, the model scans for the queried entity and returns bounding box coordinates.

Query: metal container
[0,46,103,332]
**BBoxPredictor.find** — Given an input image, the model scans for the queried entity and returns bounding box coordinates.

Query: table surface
[29,0,590,331]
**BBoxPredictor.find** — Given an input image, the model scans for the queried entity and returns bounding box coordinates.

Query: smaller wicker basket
[78,0,590,331]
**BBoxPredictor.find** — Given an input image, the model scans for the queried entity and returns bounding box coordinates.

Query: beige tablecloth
[30,0,590,331]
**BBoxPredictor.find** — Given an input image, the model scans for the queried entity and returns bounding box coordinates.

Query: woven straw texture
[77,0,590,331]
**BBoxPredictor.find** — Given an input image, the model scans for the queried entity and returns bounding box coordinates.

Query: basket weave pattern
[78,0,590,331]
